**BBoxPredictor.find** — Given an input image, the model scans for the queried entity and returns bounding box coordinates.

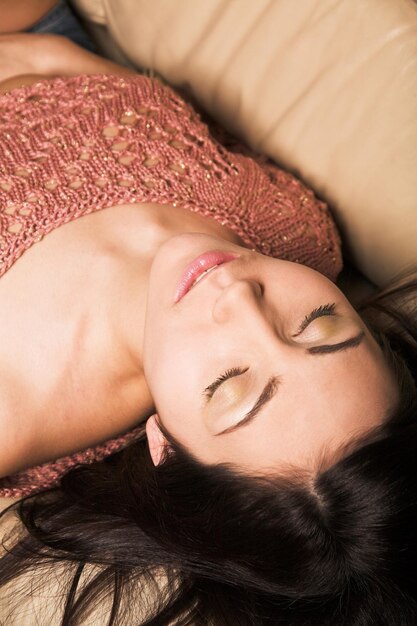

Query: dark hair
[1,275,417,625]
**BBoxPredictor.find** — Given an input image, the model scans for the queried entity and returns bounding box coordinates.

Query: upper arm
[0,0,57,33]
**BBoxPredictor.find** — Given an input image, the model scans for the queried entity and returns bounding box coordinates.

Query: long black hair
[1,274,417,625]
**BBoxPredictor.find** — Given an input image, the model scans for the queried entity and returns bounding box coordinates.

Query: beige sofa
[73,0,417,288]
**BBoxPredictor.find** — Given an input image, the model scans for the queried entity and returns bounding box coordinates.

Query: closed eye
[203,302,337,401]
[292,302,336,337]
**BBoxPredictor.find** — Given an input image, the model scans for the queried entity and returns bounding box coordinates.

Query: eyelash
[203,366,249,400]
[294,302,336,336]
[204,302,337,399]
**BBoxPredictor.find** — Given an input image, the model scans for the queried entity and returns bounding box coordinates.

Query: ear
[146,413,169,466]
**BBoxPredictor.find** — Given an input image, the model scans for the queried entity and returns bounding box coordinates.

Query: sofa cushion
[73,0,417,286]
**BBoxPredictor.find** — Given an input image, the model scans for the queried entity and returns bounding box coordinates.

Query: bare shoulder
[0,33,134,91]
[0,33,65,84]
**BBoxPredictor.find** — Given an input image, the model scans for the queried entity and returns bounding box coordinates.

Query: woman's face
[143,233,398,473]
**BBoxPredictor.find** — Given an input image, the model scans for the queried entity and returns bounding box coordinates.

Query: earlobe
[146,413,169,466]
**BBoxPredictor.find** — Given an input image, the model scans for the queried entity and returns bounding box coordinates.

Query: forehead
[291,336,396,467]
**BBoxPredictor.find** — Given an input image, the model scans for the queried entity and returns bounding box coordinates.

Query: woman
[0,34,416,625]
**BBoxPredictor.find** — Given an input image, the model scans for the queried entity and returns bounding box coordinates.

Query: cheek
[143,327,200,421]
[143,294,177,381]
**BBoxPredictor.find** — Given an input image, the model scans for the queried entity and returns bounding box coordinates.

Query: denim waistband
[27,0,96,52]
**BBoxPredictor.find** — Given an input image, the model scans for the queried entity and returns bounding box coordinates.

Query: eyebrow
[214,375,280,436]
[214,331,366,436]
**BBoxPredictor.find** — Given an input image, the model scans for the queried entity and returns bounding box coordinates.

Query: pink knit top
[0,74,342,497]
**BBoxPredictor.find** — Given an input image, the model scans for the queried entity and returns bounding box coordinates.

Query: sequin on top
[0,74,342,497]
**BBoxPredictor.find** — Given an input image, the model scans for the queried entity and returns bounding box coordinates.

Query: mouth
[174,250,239,303]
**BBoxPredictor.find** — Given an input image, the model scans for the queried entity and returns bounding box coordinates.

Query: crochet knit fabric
[0,74,342,497]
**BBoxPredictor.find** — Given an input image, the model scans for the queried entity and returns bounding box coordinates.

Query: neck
[89,202,245,367]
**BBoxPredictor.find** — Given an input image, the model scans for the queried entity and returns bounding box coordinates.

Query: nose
[212,278,264,324]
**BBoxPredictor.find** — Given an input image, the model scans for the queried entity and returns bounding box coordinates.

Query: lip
[174,250,239,303]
